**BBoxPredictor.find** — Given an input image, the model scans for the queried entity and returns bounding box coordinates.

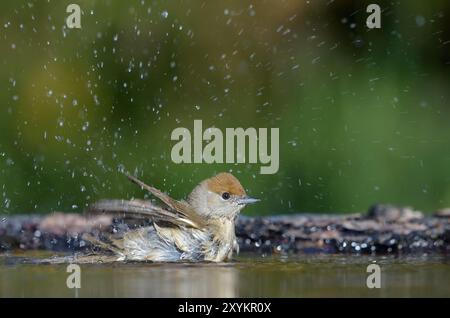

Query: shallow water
[0,252,449,297]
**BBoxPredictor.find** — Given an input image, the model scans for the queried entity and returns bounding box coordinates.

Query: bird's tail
[15,252,121,265]
[82,233,125,257]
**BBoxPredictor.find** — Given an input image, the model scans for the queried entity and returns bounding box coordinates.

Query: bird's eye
[221,192,230,200]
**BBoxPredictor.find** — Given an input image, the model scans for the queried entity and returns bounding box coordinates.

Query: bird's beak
[237,196,260,205]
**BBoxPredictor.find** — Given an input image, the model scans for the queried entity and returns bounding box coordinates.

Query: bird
[84,172,259,263]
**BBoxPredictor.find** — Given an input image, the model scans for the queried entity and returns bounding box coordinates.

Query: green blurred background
[0,0,449,216]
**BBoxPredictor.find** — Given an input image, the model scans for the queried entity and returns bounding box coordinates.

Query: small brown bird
[85,172,259,262]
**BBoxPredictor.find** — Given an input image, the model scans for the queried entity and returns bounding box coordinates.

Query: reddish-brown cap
[205,173,246,196]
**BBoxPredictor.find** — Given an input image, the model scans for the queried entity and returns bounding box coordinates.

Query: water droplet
[82,121,89,131]
[416,15,426,27]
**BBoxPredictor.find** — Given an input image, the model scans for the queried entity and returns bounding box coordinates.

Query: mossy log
[1,204,449,255]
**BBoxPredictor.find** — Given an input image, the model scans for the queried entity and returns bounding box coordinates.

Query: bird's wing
[126,174,206,228]
[87,199,201,229]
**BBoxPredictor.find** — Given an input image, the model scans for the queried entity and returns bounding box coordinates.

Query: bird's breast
[204,218,237,262]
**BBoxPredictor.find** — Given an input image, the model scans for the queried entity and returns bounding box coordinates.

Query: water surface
[0,252,449,297]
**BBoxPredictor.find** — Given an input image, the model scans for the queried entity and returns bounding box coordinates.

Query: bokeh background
[0,0,449,216]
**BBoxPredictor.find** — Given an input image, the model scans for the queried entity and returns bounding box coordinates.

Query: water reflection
[103,264,239,297]
[0,253,449,297]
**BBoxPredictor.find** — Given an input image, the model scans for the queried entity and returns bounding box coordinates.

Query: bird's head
[187,172,259,220]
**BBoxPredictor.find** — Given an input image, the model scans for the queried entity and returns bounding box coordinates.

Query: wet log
[0,204,449,255]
